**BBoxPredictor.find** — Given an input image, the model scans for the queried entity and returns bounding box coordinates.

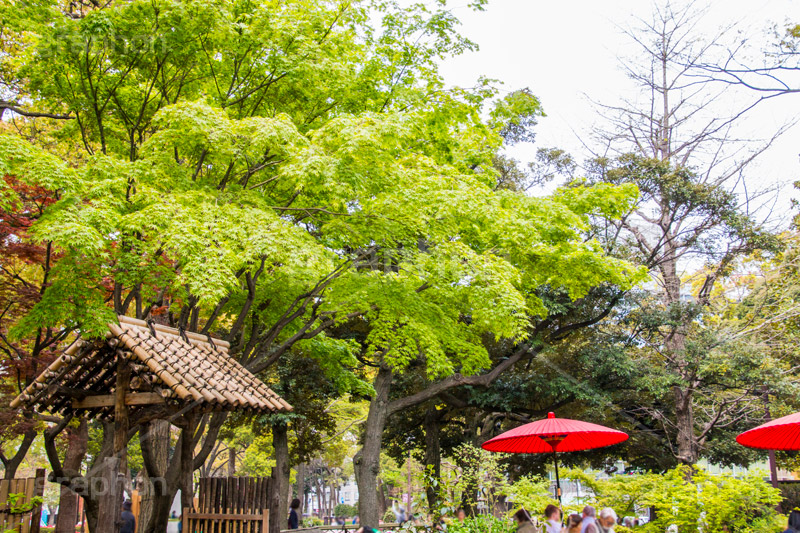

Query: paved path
[167,521,179,533]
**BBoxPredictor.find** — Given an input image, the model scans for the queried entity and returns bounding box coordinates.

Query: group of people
[291,501,632,533]
[516,504,622,533]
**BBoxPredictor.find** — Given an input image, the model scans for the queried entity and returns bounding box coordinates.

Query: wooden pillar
[98,353,130,533]
[30,468,46,533]
[179,412,196,514]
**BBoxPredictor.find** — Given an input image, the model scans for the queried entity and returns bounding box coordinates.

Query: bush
[447,515,515,533]
[507,475,558,518]
[564,465,784,533]
[779,481,800,512]
[334,503,357,518]
[303,517,323,527]
[383,509,398,523]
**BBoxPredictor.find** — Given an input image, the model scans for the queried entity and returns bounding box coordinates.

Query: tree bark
[423,408,441,514]
[227,446,236,478]
[55,419,88,533]
[97,356,130,533]
[179,415,196,513]
[376,479,386,519]
[295,463,306,518]
[272,422,289,533]
[674,386,698,465]
[137,420,172,533]
[355,366,392,528]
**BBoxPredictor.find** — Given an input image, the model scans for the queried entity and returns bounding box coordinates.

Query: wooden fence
[0,469,45,533]
[183,475,275,533]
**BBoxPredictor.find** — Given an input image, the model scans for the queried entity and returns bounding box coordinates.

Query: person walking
[543,504,561,533]
[120,500,136,533]
[395,505,407,525]
[784,510,800,533]
[580,506,599,533]
[598,508,617,533]
[565,514,582,533]
[288,498,301,529]
[513,509,537,533]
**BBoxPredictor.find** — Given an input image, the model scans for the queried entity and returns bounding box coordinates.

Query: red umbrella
[482,412,628,505]
[737,412,800,450]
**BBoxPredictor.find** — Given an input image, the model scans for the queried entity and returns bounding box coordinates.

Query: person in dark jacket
[784,510,800,533]
[120,500,136,533]
[288,498,301,529]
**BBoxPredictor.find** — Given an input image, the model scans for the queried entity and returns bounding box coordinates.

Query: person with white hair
[580,506,599,533]
[597,508,617,533]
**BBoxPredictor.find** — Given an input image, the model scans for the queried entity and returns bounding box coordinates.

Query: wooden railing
[183,508,270,532]
[182,475,275,533]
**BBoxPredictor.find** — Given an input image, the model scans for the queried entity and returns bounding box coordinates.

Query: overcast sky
[436,0,799,212]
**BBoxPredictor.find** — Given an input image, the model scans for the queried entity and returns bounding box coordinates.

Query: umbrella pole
[552,450,562,509]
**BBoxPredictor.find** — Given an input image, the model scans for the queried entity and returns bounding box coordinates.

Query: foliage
[3,493,42,514]
[420,464,457,519]
[564,466,783,533]
[334,503,357,518]
[303,517,323,528]
[2,492,43,533]
[447,515,516,533]
[448,444,509,514]
[238,434,275,477]
[505,475,557,520]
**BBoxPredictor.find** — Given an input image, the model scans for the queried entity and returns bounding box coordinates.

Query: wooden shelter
[11,315,291,416]
[11,315,292,533]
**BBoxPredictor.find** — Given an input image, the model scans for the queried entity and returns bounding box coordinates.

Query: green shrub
[383,509,398,523]
[564,465,784,533]
[779,481,800,513]
[334,503,357,517]
[303,516,323,527]
[506,475,558,518]
[447,515,516,533]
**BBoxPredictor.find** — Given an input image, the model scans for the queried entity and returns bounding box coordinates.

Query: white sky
[437,0,800,216]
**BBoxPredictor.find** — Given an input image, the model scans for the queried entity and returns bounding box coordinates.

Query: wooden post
[406,451,412,515]
[179,412,196,515]
[30,468,45,533]
[97,352,130,533]
[114,354,130,532]
[261,509,269,533]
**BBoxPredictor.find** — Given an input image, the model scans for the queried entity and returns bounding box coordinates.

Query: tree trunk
[295,463,305,517]
[97,356,130,533]
[423,408,441,514]
[179,416,196,513]
[272,422,289,533]
[55,419,88,533]
[355,366,392,528]
[228,446,236,477]
[137,420,172,533]
[96,457,122,532]
[663,255,699,467]
[674,386,698,465]
[377,480,386,519]
[2,429,37,480]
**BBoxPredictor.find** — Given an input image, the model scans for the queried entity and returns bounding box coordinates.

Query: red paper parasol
[482,412,628,506]
[736,411,800,450]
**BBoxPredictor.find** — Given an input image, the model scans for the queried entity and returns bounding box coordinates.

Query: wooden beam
[71,392,165,409]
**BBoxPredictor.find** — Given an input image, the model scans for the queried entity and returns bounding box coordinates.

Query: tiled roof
[11,315,291,416]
